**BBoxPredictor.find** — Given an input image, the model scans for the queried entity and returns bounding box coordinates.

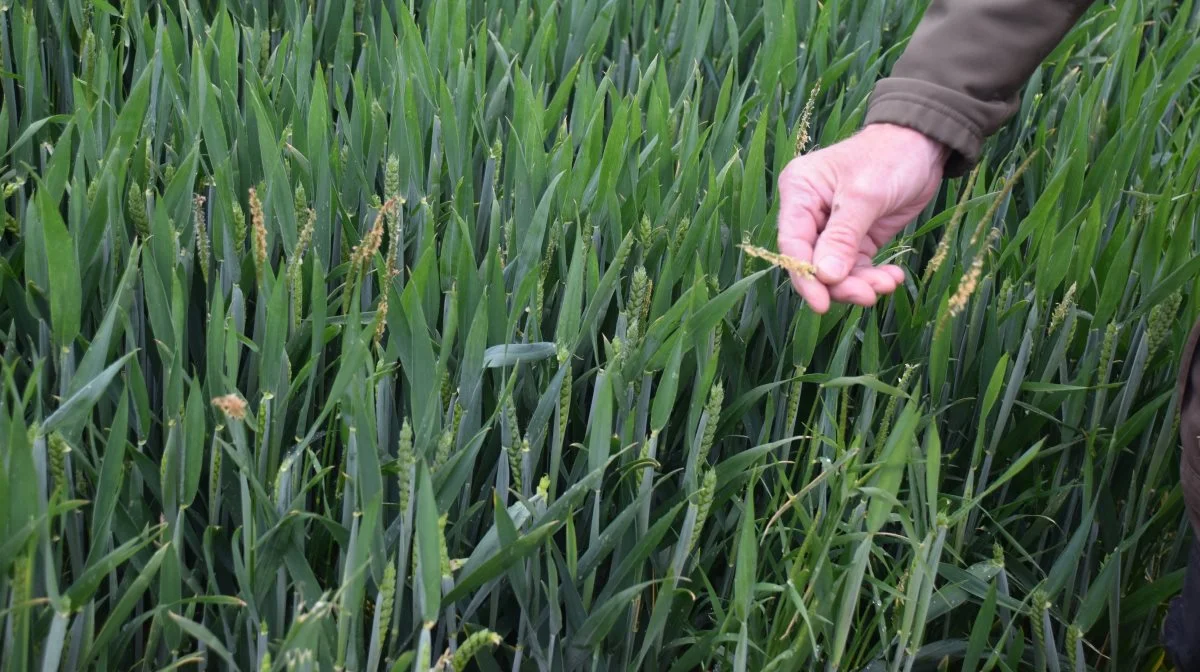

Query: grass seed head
[611,230,635,279]
[637,214,653,248]
[352,207,386,273]
[440,371,453,411]
[1100,321,1121,376]
[739,243,817,279]
[533,276,546,327]
[194,194,209,284]
[80,27,96,79]
[794,80,820,156]
[416,624,432,672]
[11,552,30,617]
[1146,289,1182,358]
[434,427,454,473]
[924,166,980,282]
[143,141,154,180]
[1048,282,1077,334]
[438,513,453,578]
[128,179,149,239]
[451,402,463,437]
[385,154,401,200]
[504,397,523,491]
[232,200,247,254]
[397,419,415,513]
[249,186,268,280]
[545,220,561,269]
[451,629,503,672]
[373,291,389,347]
[503,396,520,442]
[209,439,223,518]
[352,197,400,282]
[944,227,999,324]
[258,31,270,73]
[698,382,724,467]
[784,365,806,434]
[970,152,1036,247]
[255,393,271,440]
[293,182,306,215]
[378,559,397,644]
[689,468,717,556]
[289,208,315,322]
[1030,589,1048,649]
[1066,624,1081,671]
[670,216,690,257]
[48,432,70,495]
[629,266,650,318]
[878,363,918,445]
[558,360,573,444]
[211,393,248,421]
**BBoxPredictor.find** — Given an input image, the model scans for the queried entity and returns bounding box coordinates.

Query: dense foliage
[2,0,1200,670]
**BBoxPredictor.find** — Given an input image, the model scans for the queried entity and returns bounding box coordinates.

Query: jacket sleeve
[864,0,1096,177]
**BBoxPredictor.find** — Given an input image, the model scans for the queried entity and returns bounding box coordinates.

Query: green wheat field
[2,0,1199,670]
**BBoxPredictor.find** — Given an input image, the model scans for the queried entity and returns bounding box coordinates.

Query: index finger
[776,161,828,240]
[777,234,831,313]
[776,162,832,312]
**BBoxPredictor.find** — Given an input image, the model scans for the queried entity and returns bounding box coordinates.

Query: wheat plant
[1,1,1199,671]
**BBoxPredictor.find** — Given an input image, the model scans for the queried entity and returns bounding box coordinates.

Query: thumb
[812,193,882,284]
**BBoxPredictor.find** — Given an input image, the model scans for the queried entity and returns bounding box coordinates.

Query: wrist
[862,122,952,165]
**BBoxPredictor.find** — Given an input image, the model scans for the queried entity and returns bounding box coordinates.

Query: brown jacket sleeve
[864,0,1097,177]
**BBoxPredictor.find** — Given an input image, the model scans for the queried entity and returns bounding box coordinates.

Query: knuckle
[777,161,801,189]
[779,156,817,187]
[843,176,881,201]
[821,226,860,250]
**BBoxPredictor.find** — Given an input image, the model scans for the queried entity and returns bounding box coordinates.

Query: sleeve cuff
[865,78,1012,178]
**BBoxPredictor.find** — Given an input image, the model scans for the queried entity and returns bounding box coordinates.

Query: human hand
[775,122,950,313]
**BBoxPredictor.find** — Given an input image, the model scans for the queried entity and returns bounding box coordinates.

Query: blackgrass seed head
[739,243,816,279]
[128,179,149,239]
[232,200,247,254]
[194,194,210,284]
[397,419,414,513]
[249,186,268,280]
[211,393,248,421]
[794,80,820,156]
[1048,282,1077,334]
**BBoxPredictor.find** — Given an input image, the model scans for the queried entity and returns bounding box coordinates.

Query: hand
[775,122,950,314]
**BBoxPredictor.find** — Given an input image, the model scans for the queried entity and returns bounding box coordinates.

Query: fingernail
[818,256,845,278]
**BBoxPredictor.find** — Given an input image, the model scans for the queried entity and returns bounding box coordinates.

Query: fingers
[828,276,879,307]
[851,266,899,295]
[881,264,906,285]
[851,254,905,295]
[812,259,907,310]
[777,234,831,314]
[776,158,828,241]
[812,190,884,286]
[774,155,906,312]
[776,158,834,313]
[824,268,894,308]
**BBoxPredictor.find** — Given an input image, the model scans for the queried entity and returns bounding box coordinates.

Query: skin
[775,122,951,314]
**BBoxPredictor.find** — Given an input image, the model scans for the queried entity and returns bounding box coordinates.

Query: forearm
[865,0,1097,176]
